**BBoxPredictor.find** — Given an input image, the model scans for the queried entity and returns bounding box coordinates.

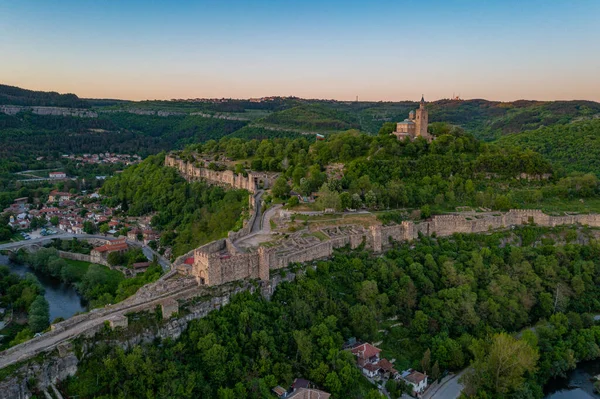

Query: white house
[400,369,428,394]
[49,171,66,179]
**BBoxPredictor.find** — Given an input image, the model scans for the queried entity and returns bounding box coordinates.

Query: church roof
[397,119,414,125]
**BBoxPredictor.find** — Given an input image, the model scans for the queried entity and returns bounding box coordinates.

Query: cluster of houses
[348,342,428,396]
[61,152,141,166]
[268,342,429,399]
[3,190,160,248]
[272,378,330,399]
[4,198,31,230]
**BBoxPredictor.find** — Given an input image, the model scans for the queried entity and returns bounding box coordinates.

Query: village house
[48,190,72,203]
[132,261,151,274]
[2,198,29,215]
[90,238,129,264]
[348,342,407,382]
[350,342,382,368]
[272,379,330,399]
[8,215,29,230]
[399,369,428,395]
[49,171,67,179]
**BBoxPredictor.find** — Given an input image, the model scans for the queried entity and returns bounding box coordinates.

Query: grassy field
[537,197,600,214]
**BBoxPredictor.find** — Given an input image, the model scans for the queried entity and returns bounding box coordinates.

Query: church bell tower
[414,95,429,140]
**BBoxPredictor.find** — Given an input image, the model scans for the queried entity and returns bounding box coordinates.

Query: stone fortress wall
[189,209,600,286]
[165,155,277,194]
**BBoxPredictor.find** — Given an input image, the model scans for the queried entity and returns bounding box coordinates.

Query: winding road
[0,232,171,272]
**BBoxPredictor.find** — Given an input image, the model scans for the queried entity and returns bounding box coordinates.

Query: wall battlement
[165,155,277,193]
[189,209,600,287]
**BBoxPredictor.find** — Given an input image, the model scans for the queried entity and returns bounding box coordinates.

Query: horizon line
[3,83,600,105]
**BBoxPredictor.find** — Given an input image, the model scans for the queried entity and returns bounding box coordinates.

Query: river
[545,360,600,398]
[0,254,86,322]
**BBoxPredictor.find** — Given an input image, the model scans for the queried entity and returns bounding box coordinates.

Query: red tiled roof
[405,371,427,385]
[377,358,394,372]
[363,363,380,372]
[184,257,195,265]
[49,190,71,196]
[350,343,381,360]
[132,262,150,269]
[93,242,128,253]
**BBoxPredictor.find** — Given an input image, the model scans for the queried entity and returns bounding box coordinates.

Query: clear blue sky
[1,0,598,101]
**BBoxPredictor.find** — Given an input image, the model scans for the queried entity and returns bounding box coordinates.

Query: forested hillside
[496,119,600,175]
[100,154,249,256]
[256,104,361,132]
[183,128,600,214]
[0,84,89,108]
[0,112,246,173]
[1,84,599,177]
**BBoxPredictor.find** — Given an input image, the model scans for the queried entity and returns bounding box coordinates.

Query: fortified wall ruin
[180,209,600,287]
[165,154,277,194]
[164,155,600,287]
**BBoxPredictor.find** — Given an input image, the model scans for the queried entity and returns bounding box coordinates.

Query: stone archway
[198,270,206,285]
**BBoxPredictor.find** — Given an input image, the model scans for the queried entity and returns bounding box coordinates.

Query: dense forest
[0,84,89,108]
[257,104,362,132]
[100,154,249,257]
[63,226,600,398]
[497,119,600,176]
[0,112,247,174]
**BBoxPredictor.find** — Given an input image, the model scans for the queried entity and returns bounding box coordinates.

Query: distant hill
[0,84,90,108]
[244,98,600,140]
[254,104,361,132]
[3,84,600,172]
[495,118,600,175]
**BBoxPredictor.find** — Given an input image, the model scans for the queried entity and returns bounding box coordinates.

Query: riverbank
[545,360,600,398]
[0,254,86,322]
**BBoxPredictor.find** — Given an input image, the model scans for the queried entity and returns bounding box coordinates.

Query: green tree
[99,224,110,236]
[462,333,539,396]
[28,295,50,333]
[83,221,97,234]
[271,176,291,199]
[107,251,124,266]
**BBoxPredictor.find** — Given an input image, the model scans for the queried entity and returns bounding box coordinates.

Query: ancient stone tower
[414,95,429,139]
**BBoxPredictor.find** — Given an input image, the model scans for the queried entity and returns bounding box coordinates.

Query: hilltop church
[392,96,433,142]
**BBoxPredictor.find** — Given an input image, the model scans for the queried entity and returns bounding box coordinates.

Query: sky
[1,0,599,102]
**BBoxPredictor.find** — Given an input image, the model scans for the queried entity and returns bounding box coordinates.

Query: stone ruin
[181,209,600,287]
[165,154,278,194]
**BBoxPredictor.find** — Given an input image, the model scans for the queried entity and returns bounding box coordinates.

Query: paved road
[129,240,171,272]
[0,282,197,370]
[424,371,465,399]
[0,233,172,272]
[250,190,264,233]
[0,232,112,251]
